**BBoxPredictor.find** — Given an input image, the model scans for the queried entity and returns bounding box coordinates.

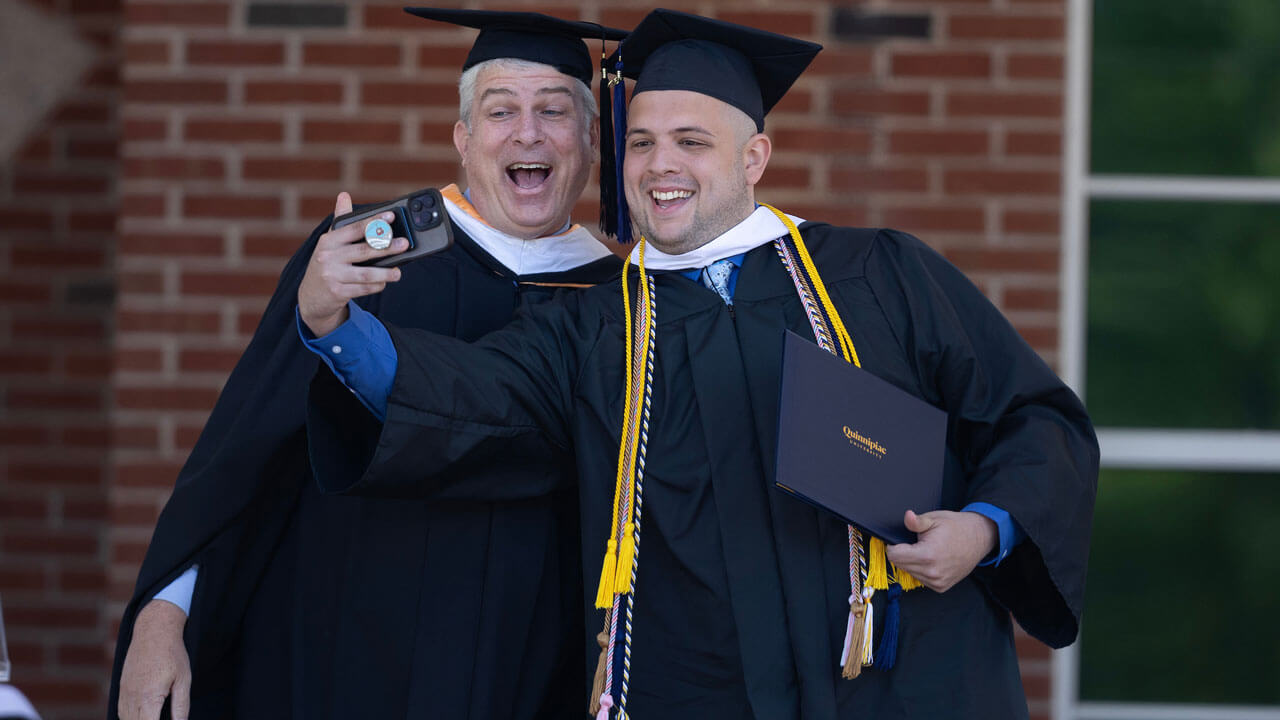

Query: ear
[742,133,772,187]
[453,120,470,166]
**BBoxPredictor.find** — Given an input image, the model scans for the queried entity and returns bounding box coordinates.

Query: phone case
[332,187,454,268]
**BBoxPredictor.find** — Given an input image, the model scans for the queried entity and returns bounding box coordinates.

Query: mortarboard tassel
[610,57,633,245]
[874,583,903,670]
[867,536,890,590]
[598,50,617,236]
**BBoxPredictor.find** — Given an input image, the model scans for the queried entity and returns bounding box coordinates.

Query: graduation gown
[309,223,1098,720]
[108,206,620,720]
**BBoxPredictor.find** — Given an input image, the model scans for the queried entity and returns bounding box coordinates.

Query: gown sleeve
[307,289,602,502]
[863,228,1099,649]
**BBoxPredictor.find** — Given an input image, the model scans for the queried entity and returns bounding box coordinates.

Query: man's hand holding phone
[298,192,406,337]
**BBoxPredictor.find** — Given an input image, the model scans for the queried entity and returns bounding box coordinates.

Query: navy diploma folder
[774,330,946,545]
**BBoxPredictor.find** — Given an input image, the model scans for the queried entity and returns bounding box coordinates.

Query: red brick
[116,348,166,372]
[0,350,53,373]
[304,41,401,67]
[65,351,115,379]
[3,530,99,557]
[245,81,344,105]
[243,156,343,181]
[882,205,986,233]
[304,119,402,145]
[68,210,118,233]
[1007,131,1061,156]
[179,348,244,373]
[805,48,873,78]
[416,44,472,69]
[63,497,109,521]
[950,14,1064,41]
[120,232,224,256]
[1004,209,1060,234]
[771,89,813,114]
[419,120,459,143]
[125,155,226,180]
[758,165,811,191]
[69,0,120,15]
[175,423,205,451]
[188,40,285,66]
[116,387,221,411]
[772,127,871,154]
[244,232,311,258]
[57,642,108,666]
[118,310,222,334]
[13,171,110,195]
[1005,287,1059,311]
[889,129,989,156]
[183,194,282,219]
[1016,324,1058,350]
[111,500,164,526]
[1,496,50,519]
[300,194,343,220]
[185,118,283,143]
[717,10,815,36]
[600,8,647,29]
[68,138,119,159]
[11,317,107,341]
[0,208,55,231]
[126,2,229,25]
[832,89,930,118]
[119,271,166,295]
[116,461,186,488]
[0,282,54,303]
[1008,53,1063,80]
[946,247,1059,273]
[123,117,168,141]
[948,92,1061,118]
[360,159,461,184]
[182,270,282,296]
[0,421,53,445]
[363,3,432,28]
[6,461,104,486]
[892,51,991,79]
[125,79,227,104]
[777,204,869,228]
[16,136,52,161]
[52,100,112,124]
[113,424,162,450]
[0,568,46,591]
[122,193,166,217]
[945,169,1059,195]
[4,605,98,629]
[361,80,458,107]
[124,39,170,64]
[829,166,930,194]
[10,245,107,270]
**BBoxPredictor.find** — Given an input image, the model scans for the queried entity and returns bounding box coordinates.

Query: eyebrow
[626,125,717,138]
[479,86,574,102]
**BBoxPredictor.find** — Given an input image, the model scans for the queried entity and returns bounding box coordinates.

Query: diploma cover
[774,330,945,545]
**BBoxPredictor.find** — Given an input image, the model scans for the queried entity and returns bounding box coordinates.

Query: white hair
[457,57,599,131]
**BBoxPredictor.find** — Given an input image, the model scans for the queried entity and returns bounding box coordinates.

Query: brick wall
[1,0,1067,717]
[0,0,120,715]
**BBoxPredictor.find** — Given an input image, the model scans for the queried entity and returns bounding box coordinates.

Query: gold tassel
[842,600,867,679]
[867,536,889,590]
[894,563,922,591]
[613,522,636,594]
[589,625,609,715]
[595,539,618,609]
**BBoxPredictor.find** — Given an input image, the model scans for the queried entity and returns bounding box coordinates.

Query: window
[1060,1,1280,719]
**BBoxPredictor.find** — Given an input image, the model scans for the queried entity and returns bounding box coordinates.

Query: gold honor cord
[760,204,921,677]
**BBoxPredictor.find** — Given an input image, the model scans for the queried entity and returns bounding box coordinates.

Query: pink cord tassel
[839,594,856,666]
[595,694,613,720]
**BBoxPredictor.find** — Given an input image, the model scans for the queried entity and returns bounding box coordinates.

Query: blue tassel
[611,57,632,245]
[873,583,902,670]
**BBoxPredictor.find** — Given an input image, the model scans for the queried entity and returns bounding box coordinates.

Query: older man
[111,10,624,720]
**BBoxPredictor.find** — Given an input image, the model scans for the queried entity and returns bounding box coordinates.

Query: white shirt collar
[626,206,806,270]
[443,186,613,276]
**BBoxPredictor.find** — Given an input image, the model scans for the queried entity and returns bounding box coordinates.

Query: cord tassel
[594,540,617,609]
[613,523,636,594]
[840,595,867,679]
[894,564,922,591]
[867,536,890,590]
[861,595,875,666]
[589,626,609,715]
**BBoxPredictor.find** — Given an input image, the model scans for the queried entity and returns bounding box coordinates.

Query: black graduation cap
[403,7,628,86]
[599,9,822,241]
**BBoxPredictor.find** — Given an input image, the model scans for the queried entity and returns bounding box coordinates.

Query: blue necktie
[701,258,737,306]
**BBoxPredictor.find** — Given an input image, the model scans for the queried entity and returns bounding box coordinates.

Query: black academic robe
[107,210,620,720]
[308,224,1098,720]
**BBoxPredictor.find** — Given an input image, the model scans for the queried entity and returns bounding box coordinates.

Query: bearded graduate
[302,9,1098,719]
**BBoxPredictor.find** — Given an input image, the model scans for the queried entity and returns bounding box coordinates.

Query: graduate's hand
[298,192,407,336]
[884,509,997,593]
[118,599,191,720]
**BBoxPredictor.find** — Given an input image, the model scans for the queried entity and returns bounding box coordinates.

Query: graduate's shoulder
[795,221,939,279]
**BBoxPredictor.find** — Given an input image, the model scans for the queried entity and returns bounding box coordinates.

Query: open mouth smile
[507,162,552,190]
[651,189,694,210]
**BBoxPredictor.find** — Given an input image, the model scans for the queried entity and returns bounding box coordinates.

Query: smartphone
[333,187,454,268]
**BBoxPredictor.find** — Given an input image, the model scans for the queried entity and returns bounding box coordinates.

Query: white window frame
[1057,1,1280,718]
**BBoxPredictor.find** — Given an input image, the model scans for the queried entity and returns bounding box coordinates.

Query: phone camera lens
[411,200,423,211]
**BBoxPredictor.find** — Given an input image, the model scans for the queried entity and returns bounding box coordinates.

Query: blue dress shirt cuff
[963,502,1025,567]
[152,565,199,616]
[296,301,397,421]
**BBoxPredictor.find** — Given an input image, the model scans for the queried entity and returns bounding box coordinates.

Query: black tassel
[599,54,617,237]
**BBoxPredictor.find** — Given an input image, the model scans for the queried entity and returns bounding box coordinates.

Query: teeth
[651,190,693,201]
[508,163,550,170]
